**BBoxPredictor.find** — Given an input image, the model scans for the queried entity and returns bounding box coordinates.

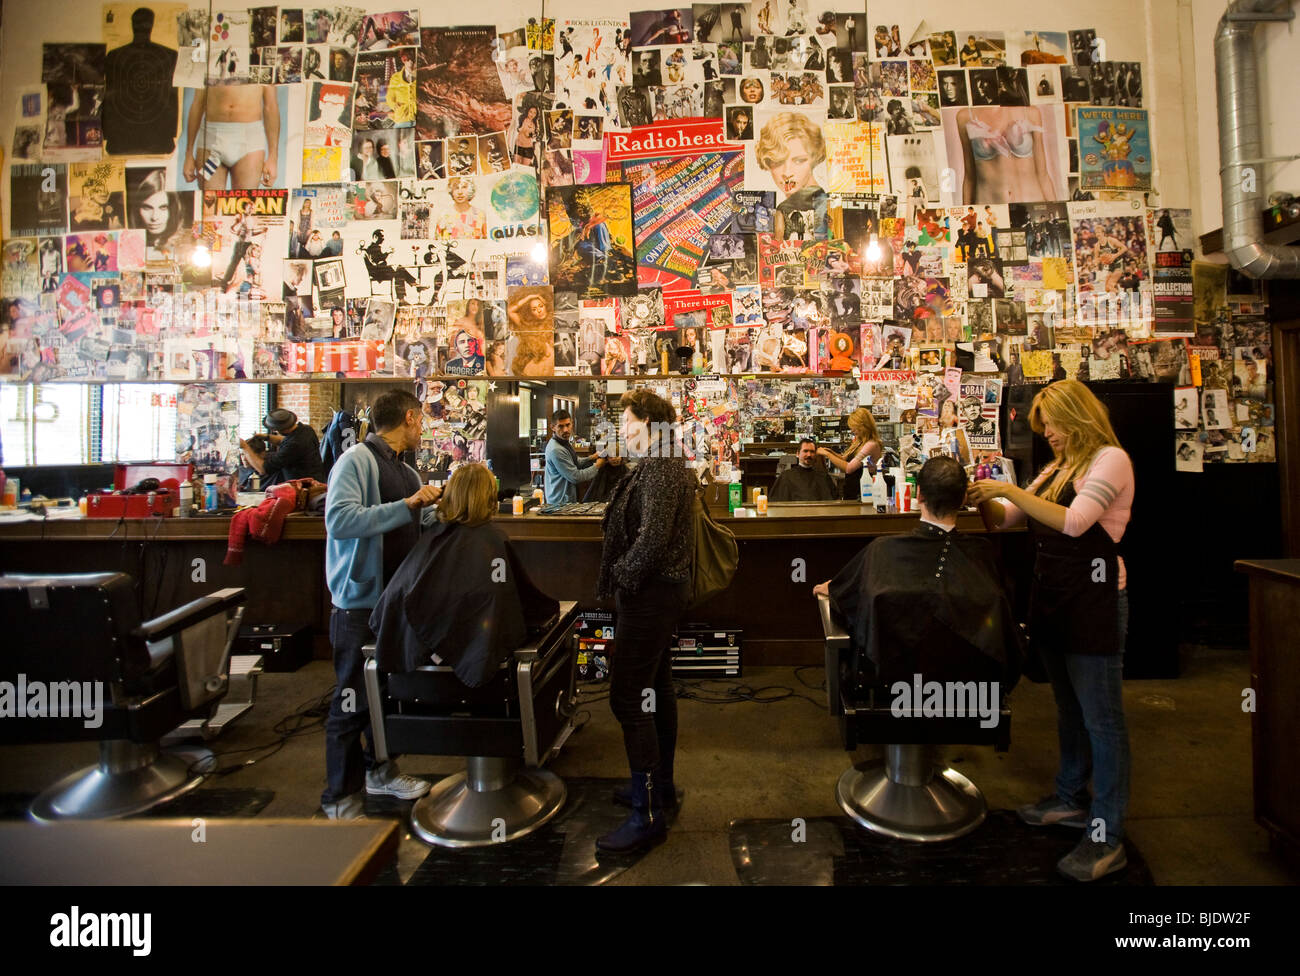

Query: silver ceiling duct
[1215,0,1300,277]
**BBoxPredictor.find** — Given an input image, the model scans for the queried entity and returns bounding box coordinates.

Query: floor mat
[369,775,679,886]
[728,811,1154,885]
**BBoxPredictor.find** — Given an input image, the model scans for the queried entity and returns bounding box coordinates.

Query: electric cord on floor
[572,675,827,710]
[185,688,333,780]
[673,678,824,708]
[569,681,610,735]
[794,666,826,693]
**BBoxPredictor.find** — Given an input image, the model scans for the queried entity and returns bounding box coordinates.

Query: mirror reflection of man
[239,408,325,486]
[544,409,619,504]
[183,85,280,190]
[769,437,838,501]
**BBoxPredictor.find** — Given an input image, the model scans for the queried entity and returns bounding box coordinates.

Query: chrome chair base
[29,740,204,822]
[836,744,986,843]
[409,757,566,848]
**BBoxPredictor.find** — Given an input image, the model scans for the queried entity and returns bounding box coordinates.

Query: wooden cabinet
[1235,559,1300,870]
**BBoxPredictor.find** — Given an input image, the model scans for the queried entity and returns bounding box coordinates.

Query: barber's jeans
[322,608,377,806]
[1042,590,1131,842]
[610,577,689,772]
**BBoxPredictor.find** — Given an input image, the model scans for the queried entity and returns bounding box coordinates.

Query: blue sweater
[325,443,436,610]
[544,435,598,504]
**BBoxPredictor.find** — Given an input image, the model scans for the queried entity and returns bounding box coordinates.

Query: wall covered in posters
[0,1,1276,473]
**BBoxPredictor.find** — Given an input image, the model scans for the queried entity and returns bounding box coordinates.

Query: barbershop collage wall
[0,2,1277,486]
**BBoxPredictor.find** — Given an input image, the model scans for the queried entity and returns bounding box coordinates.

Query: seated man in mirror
[769,438,838,502]
[813,456,1021,686]
[370,462,559,687]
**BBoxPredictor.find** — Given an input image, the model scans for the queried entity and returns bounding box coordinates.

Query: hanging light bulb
[191,243,212,269]
[865,233,882,263]
[530,241,547,264]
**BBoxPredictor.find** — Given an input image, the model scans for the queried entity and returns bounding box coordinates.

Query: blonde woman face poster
[744,109,829,242]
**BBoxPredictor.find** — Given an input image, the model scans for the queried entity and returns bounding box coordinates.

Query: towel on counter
[224,478,327,566]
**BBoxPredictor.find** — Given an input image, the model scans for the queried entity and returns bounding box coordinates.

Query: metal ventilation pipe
[1215,0,1300,278]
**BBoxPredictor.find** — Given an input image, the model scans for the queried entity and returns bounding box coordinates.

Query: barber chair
[0,573,246,821]
[818,594,1011,842]
[363,601,580,848]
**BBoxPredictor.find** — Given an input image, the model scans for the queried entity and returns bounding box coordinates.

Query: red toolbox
[113,462,193,492]
[83,463,193,518]
[86,489,178,518]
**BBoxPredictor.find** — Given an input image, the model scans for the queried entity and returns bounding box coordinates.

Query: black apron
[1026,474,1120,657]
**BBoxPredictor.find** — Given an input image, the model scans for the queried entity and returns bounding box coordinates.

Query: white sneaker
[365,764,431,800]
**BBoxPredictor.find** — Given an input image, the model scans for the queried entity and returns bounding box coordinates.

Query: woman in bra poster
[940,103,1065,205]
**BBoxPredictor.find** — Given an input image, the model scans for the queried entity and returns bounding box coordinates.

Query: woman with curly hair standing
[595,389,697,854]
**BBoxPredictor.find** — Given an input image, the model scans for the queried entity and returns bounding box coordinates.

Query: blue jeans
[322,608,378,806]
[1041,590,1130,842]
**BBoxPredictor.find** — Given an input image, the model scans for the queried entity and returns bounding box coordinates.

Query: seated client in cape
[370,462,559,687]
[814,455,1022,687]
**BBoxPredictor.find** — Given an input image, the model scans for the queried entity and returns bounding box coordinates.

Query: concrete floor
[1,649,1294,885]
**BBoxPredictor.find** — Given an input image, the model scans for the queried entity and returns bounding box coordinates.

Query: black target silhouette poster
[103,7,179,155]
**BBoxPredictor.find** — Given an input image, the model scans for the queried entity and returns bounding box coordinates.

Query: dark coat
[828,523,1022,687]
[370,521,559,687]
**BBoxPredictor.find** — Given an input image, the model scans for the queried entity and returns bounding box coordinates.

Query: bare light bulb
[865,234,882,263]
[530,241,547,263]
[191,244,212,269]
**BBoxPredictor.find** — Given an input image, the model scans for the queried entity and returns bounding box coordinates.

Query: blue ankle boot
[596,770,668,854]
[612,756,677,810]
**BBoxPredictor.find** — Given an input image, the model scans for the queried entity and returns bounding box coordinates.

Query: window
[1,384,271,466]
[102,385,180,463]
[0,385,95,465]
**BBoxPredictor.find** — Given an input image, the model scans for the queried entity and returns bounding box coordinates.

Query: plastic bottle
[78,495,88,516]
[872,471,888,514]
[203,474,219,512]
[859,468,873,506]
[177,482,193,517]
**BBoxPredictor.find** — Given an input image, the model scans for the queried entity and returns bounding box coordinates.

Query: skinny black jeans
[610,576,689,771]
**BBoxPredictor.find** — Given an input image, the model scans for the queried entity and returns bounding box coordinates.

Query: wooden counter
[0,818,398,885]
[495,502,994,541]
[0,506,1027,666]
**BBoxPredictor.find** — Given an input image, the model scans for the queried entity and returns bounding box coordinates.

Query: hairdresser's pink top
[997,445,1133,589]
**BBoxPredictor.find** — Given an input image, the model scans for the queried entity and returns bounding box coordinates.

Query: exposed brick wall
[275,383,340,434]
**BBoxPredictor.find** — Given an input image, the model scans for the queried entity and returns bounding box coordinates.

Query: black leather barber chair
[0,573,246,821]
[363,601,580,848]
[818,594,1011,842]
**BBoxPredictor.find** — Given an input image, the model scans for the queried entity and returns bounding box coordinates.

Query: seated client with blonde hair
[369,462,558,687]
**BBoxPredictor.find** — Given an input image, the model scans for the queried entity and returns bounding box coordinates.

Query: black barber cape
[769,463,838,502]
[828,522,1022,686]
[369,521,559,687]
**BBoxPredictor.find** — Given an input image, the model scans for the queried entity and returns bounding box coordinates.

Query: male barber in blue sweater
[544,408,618,504]
[321,389,441,819]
